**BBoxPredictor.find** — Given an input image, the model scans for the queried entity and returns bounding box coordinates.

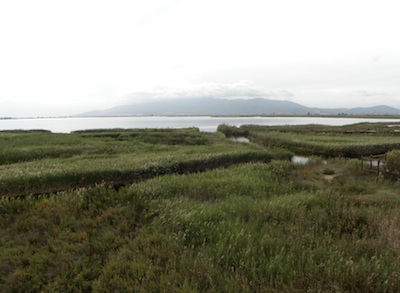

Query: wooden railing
[361,154,387,176]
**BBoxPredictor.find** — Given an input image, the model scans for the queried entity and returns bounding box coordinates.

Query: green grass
[242,122,400,134]
[2,126,400,292]
[219,123,400,157]
[252,131,400,157]
[1,161,400,292]
[0,128,216,165]
[0,128,292,198]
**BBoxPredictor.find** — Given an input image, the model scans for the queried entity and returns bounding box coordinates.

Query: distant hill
[79,98,400,116]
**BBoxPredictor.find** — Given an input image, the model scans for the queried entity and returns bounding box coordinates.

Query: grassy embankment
[0,128,291,198]
[218,122,400,158]
[1,125,400,292]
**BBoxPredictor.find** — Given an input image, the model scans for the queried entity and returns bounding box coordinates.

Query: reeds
[2,126,400,291]
[2,161,400,292]
[0,128,292,197]
[221,123,400,157]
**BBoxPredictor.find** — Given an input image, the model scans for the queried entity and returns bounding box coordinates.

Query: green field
[1,125,400,292]
[220,123,400,157]
[0,128,291,198]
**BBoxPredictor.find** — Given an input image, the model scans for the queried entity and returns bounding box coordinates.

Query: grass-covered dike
[1,125,400,292]
[220,122,400,158]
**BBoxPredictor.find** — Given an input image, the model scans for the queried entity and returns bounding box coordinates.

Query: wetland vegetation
[1,123,400,292]
[219,122,400,158]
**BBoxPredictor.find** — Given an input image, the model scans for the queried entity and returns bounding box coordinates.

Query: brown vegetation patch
[322,174,338,182]
[379,215,400,251]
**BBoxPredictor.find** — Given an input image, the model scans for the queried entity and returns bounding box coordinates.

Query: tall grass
[0,128,292,197]
[220,123,400,157]
[2,127,400,291]
[2,161,400,292]
[386,150,400,179]
[0,128,222,165]
[251,131,400,157]
[0,149,289,198]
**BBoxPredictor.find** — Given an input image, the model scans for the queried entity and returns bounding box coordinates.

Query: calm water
[1,116,400,133]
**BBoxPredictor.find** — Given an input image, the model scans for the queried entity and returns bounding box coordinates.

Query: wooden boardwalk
[361,154,387,176]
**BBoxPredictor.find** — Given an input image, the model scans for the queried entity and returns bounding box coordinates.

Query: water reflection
[291,156,310,164]
[230,137,250,143]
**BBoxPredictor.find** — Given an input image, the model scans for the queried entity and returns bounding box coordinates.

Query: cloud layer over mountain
[1,0,399,117]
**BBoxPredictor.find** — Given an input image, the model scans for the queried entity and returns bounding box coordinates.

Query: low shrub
[386,149,400,179]
[217,124,249,137]
[323,168,335,175]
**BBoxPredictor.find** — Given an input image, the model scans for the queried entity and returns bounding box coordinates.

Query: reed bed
[249,131,400,157]
[1,161,400,292]
[2,126,400,291]
[218,123,400,157]
[0,128,292,198]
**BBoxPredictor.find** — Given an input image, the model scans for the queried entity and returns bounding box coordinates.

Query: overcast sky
[1,0,399,117]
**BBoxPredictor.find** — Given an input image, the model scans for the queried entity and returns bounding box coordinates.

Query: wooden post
[377,160,380,176]
[361,157,364,171]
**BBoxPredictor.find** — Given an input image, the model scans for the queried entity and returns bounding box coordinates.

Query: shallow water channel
[231,137,312,165]
[291,156,310,164]
[230,137,250,143]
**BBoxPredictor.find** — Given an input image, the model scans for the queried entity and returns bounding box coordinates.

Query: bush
[323,168,335,175]
[217,124,249,137]
[386,150,400,179]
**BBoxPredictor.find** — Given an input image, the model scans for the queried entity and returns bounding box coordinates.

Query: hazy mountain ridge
[80,98,400,116]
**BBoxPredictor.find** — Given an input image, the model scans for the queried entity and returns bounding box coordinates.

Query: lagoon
[1,116,400,133]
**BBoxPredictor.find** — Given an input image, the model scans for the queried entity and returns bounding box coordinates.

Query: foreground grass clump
[2,161,400,292]
[386,150,400,179]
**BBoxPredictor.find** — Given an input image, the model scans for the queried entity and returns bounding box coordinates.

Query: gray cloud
[279,90,294,97]
[125,81,295,103]
[356,90,390,97]
[372,55,381,63]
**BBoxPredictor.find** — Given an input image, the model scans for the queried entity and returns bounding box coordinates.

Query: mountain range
[79,98,400,116]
